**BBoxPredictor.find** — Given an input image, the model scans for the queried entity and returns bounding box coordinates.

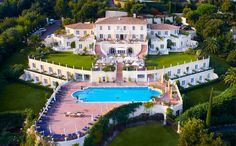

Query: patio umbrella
[132,62,139,66]
[49,125,52,133]
[91,114,94,121]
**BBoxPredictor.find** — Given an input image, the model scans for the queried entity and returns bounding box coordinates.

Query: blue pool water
[72,87,161,102]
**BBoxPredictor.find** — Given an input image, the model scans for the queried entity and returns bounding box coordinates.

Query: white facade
[23,57,218,89]
[45,16,197,56]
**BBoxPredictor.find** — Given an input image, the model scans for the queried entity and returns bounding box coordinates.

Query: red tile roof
[95,17,147,25]
[149,24,179,30]
[65,23,94,29]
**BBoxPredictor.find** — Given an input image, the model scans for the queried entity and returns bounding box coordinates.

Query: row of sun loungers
[35,86,102,142]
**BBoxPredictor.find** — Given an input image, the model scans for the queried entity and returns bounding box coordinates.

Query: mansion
[23,15,217,89]
[45,15,198,57]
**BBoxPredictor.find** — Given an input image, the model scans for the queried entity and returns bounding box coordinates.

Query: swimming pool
[72,87,161,102]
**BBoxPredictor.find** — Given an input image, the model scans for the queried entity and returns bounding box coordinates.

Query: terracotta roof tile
[149,24,179,30]
[65,23,94,29]
[95,17,147,25]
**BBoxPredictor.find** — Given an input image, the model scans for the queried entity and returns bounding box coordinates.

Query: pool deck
[47,81,180,135]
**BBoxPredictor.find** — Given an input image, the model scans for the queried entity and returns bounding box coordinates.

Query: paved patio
[46,81,180,135]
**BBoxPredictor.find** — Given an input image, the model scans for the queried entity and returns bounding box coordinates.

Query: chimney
[133,13,136,18]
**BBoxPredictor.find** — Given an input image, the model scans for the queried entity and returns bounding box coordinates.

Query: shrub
[3,64,24,80]
[102,65,115,72]
[84,103,141,146]
[226,49,236,67]
[177,84,236,125]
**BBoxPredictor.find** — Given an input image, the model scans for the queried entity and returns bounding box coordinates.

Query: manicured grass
[110,124,179,146]
[0,81,52,113]
[145,53,197,69]
[45,52,96,70]
[184,80,228,109]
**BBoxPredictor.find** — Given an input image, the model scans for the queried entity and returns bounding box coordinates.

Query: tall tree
[178,118,222,146]
[224,67,236,86]
[204,37,219,54]
[206,88,213,127]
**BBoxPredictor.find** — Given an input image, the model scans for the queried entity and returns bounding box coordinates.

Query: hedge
[84,103,142,146]
[177,84,236,125]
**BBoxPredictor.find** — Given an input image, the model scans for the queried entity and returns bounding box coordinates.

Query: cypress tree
[206,87,213,127]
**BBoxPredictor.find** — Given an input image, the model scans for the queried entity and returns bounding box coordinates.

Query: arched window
[109,48,115,54]
[127,47,133,55]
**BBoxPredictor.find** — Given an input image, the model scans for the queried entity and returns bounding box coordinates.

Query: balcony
[170,67,212,80]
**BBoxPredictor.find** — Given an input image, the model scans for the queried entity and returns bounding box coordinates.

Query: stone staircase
[95,44,106,58]
[116,62,123,82]
[138,44,148,59]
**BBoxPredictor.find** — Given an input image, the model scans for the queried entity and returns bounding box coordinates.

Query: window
[67,42,70,46]
[151,44,154,48]
[168,71,171,76]
[207,73,210,78]
[116,34,119,39]
[84,31,87,35]
[108,26,111,30]
[182,80,185,86]
[151,31,154,35]
[195,65,198,70]
[58,69,61,76]
[123,26,126,30]
[40,65,44,71]
[100,26,102,30]
[199,76,202,81]
[137,74,145,78]
[140,34,144,40]
[160,44,164,49]
[32,63,36,68]
[132,26,135,30]
[191,78,194,83]
[141,26,143,30]
[44,79,48,84]
[203,63,206,68]
[132,34,136,39]
[76,31,80,35]
[89,44,93,49]
[165,31,168,35]
[108,34,111,38]
[49,67,53,73]
[177,69,181,74]
[91,31,94,35]
[35,76,39,82]
[79,44,82,49]
[100,34,103,39]
[158,31,161,35]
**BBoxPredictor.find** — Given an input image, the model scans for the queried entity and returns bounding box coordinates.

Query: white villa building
[45,15,197,57]
[25,15,216,89]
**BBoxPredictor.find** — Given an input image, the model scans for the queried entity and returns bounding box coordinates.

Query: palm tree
[224,67,236,86]
[204,37,219,54]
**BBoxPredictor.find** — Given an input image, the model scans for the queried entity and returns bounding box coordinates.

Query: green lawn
[145,53,197,69]
[0,82,52,113]
[184,80,228,109]
[45,52,96,70]
[110,124,179,146]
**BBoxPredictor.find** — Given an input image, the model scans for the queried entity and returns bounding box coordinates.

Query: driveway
[41,20,61,40]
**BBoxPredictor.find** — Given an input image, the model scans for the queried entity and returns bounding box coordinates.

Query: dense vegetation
[178,84,236,125]
[183,1,236,66]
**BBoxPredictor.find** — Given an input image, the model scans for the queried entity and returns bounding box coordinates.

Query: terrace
[145,52,197,69]
[35,81,181,142]
[45,52,96,70]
